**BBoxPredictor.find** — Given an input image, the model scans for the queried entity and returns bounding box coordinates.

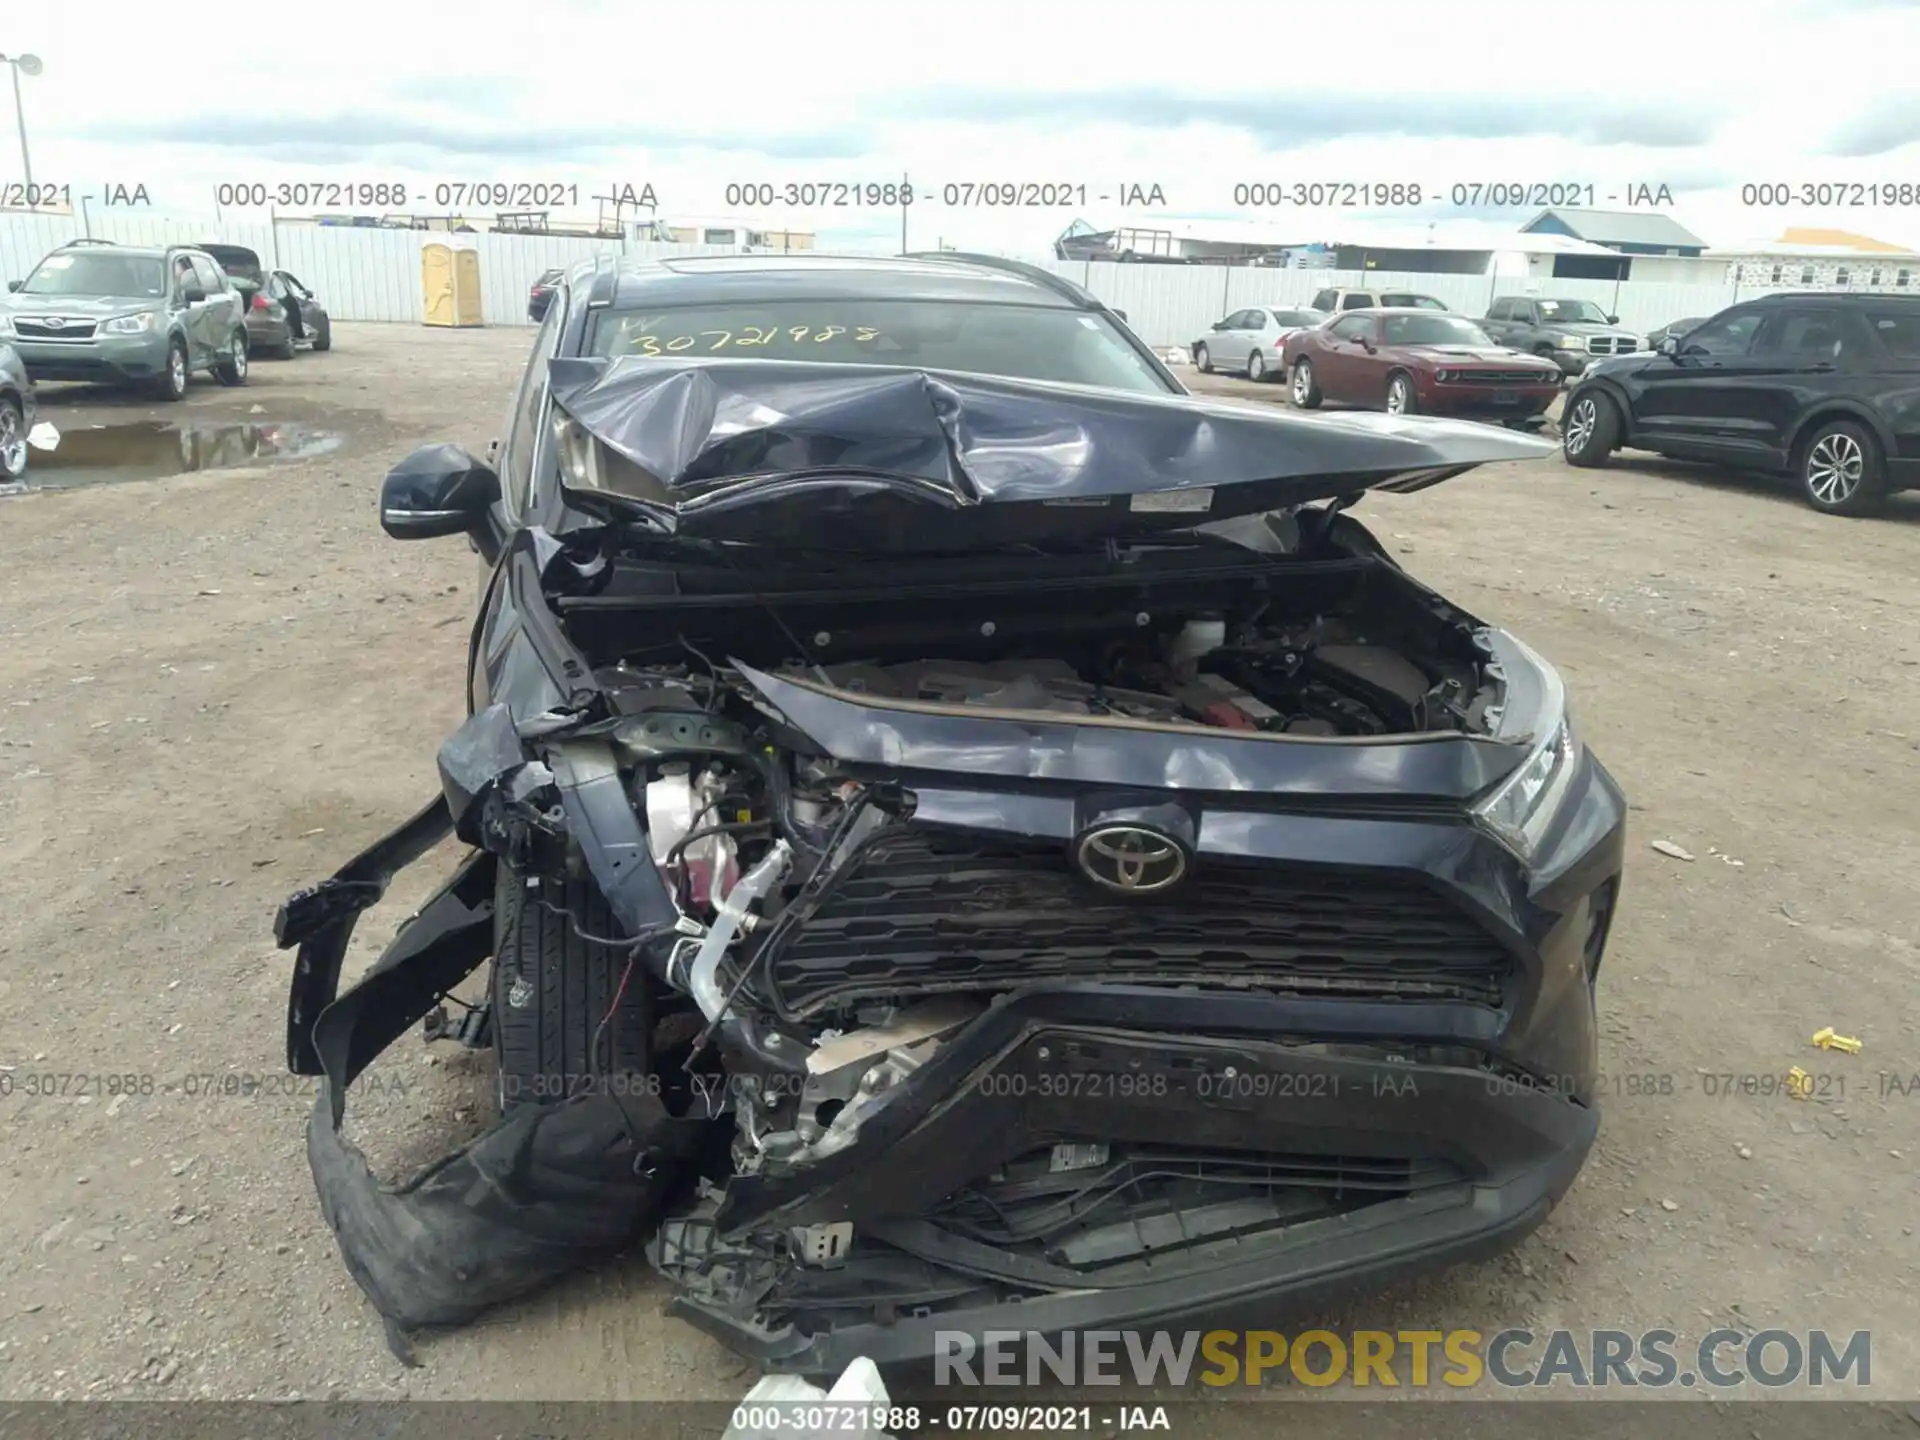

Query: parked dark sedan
[528,267,564,321]
[1563,293,1920,515]
[1284,309,1563,425]
[1645,315,1707,352]
[197,243,333,358]
[274,252,1623,1376]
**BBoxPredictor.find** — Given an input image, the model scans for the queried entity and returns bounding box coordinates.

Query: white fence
[0,210,1808,346]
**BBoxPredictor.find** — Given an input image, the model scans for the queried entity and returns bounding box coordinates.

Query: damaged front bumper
[274,799,710,1356]
[275,741,1624,1371]
[653,988,1597,1377]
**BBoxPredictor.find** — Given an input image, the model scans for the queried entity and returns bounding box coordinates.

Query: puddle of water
[3,420,343,491]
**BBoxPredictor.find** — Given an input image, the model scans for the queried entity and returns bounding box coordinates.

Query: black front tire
[312,317,332,352]
[491,866,653,1113]
[1562,390,1621,468]
[155,340,189,402]
[213,331,249,386]
[1385,371,1418,415]
[1194,343,1213,374]
[1797,419,1887,517]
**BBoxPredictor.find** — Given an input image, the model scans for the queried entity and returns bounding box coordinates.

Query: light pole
[0,53,41,201]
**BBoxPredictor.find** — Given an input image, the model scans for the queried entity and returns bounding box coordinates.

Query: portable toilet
[422,238,483,327]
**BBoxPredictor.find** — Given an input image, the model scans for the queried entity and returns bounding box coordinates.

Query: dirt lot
[1,325,1916,1411]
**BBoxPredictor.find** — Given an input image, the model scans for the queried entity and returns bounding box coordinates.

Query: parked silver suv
[0,242,250,400]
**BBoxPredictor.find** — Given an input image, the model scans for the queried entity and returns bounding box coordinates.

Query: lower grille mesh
[763,827,1512,1015]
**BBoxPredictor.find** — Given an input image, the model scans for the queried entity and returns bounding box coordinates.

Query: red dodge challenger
[1283,309,1563,426]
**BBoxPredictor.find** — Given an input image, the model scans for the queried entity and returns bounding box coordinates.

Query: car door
[166,255,203,363]
[1736,307,1874,465]
[279,271,326,332]
[1218,309,1259,368]
[189,255,232,361]
[1485,297,1520,346]
[1623,306,1771,457]
[1316,313,1379,400]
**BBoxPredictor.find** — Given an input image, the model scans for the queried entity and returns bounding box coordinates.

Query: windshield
[1380,294,1447,310]
[1539,299,1610,324]
[586,299,1174,393]
[20,251,168,298]
[1382,314,1494,347]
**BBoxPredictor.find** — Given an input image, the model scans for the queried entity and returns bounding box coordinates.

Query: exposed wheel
[1385,371,1418,415]
[312,316,332,352]
[271,330,297,360]
[491,865,652,1113]
[1246,350,1267,381]
[1290,358,1322,408]
[1562,390,1620,467]
[1798,419,1886,517]
[155,339,189,401]
[1194,343,1213,374]
[214,330,249,386]
[0,396,26,481]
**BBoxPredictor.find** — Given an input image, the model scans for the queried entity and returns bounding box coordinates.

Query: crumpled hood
[544,355,1555,551]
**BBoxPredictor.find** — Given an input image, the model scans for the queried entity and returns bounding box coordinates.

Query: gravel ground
[1,325,1916,1414]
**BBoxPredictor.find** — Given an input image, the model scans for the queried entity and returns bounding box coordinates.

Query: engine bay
[797,610,1475,737]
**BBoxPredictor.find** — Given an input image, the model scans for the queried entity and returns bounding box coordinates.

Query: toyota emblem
[1075,825,1188,894]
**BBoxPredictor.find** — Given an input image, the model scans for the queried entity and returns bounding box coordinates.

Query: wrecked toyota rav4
[275,253,1625,1373]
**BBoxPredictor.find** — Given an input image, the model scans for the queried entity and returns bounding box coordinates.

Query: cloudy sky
[10,0,1920,253]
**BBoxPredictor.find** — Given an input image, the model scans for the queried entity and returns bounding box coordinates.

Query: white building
[1054,216,1627,277]
[1708,229,1919,293]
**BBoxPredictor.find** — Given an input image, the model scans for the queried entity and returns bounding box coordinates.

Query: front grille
[1585,336,1638,355]
[1445,369,1542,384]
[13,317,98,341]
[762,827,1513,1015]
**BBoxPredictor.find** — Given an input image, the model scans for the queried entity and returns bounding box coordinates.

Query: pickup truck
[1309,286,1448,313]
[1480,296,1643,377]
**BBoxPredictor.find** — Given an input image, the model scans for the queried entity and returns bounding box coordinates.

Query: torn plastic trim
[301,847,712,1358]
[277,795,456,1075]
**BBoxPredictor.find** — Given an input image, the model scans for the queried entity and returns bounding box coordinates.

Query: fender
[1783,398,1899,469]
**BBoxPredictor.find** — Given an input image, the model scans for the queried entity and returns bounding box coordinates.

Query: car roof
[57,243,176,261]
[1371,307,1473,317]
[580,252,1099,311]
[1744,292,1920,306]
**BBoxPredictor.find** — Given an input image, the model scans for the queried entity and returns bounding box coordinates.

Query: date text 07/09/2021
[208,181,659,211]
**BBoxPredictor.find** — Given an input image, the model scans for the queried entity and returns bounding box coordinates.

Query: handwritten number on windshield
[624,323,882,354]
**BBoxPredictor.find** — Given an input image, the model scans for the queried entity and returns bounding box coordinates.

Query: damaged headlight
[1470,633,1584,864]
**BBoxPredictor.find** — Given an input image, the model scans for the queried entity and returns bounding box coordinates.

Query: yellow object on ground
[1811,1026,1863,1054]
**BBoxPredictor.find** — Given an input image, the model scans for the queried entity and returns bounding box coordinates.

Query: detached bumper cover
[275,800,709,1358]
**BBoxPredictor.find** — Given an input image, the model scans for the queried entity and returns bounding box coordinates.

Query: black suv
[276,251,1625,1374]
[1560,292,1920,516]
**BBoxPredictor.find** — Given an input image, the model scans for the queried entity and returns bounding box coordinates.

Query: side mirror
[1658,335,1679,356]
[1606,314,1619,325]
[1112,308,1128,322]
[380,443,501,540]
[1211,321,1227,331]
[182,285,206,304]
[5,280,18,292]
